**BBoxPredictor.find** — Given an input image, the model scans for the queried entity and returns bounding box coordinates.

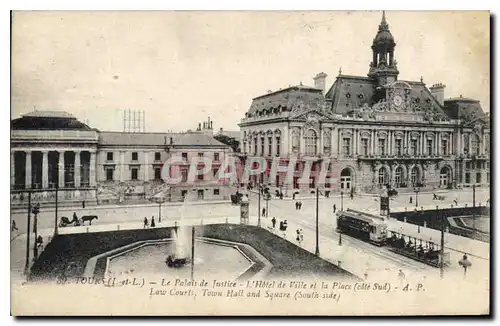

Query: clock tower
[368,11,399,86]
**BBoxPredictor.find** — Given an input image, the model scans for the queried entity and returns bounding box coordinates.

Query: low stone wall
[29,224,356,282]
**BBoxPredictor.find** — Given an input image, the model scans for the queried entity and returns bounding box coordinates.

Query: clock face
[393,95,403,107]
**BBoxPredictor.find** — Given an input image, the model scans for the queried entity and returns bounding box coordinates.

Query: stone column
[456,129,461,155]
[25,151,32,188]
[42,151,49,188]
[144,151,149,181]
[58,151,65,188]
[11,151,15,187]
[74,150,81,188]
[120,151,125,182]
[420,133,424,155]
[90,152,96,187]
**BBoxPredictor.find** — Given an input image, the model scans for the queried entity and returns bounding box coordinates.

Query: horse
[81,215,98,226]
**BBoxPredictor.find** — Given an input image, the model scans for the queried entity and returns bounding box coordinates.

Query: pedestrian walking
[350,192,354,200]
[295,202,298,210]
[151,216,156,228]
[143,217,149,229]
[271,217,276,229]
[299,201,303,210]
[262,208,266,217]
[333,204,337,213]
[453,198,458,206]
[398,269,406,284]
[11,220,18,231]
[296,229,301,243]
[409,196,413,204]
[433,193,437,200]
[82,200,86,209]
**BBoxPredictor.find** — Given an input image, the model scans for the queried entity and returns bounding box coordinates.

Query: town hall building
[238,12,490,195]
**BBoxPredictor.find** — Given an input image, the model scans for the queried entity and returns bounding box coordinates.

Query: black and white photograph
[9,10,491,316]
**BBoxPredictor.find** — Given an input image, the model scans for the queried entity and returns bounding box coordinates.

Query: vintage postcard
[10,10,490,316]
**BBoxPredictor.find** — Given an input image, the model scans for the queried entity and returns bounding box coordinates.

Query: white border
[2,0,498,324]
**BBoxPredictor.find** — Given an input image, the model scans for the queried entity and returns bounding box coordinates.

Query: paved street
[11,188,489,288]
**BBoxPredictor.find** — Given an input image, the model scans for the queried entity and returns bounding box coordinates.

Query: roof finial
[338,67,342,76]
[420,76,424,83]
[379,10,389,31]
[300,81,303,86]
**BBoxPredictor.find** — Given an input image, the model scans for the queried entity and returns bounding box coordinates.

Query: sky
[11,11,490,132]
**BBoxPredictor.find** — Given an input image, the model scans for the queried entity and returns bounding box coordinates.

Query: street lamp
[54,184,59,237]
[414,186,420,208]
[257,183,261,227]
[32,202,40,262]
[315,187,320,256]
[24,191,32,275]
[437,205,445,279]
[340,191,344,212]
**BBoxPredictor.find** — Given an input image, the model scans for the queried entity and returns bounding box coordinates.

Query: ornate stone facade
[238,12,490,195]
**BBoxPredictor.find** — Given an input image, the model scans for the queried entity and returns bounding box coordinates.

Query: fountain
[166,226,190,268]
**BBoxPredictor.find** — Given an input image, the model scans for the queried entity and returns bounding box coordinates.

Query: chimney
[313,72,328,94]
[198,123,201,131]
[220,127,223,133]
[430,83,446,106]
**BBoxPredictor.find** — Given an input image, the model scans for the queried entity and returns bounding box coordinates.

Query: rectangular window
[107,152,113,161]
[198,152,204,157]
[106,169,113,181]
[465,172,470,184]
[395,139,402,156]
[411,139,418,156]
[260,137,265,156]
[276,137,281,156]
[131,168,138,180]
[214,153,219,161]
[132,152,138,161]
[342,138,351,156]
[181,170,188,182]
[427,140,433,155]
[378,139,386,155]
[197,173,204,181]
[154,167,161,180]
[476,172,481,184]
[268,137,272,156]
[182,152,188,160]
[441,139,448,156]
[360,138,368,156]
[254,138,258,155]
[213,189,220,195]
[154,152,161,161]
[466,162,471,170]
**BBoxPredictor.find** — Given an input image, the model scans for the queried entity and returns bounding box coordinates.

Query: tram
[336,209,388,246]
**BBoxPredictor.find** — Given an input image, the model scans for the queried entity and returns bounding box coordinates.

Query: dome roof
[372,11,395,47]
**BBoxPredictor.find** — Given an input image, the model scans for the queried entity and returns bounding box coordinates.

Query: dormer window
[346,92,351,98]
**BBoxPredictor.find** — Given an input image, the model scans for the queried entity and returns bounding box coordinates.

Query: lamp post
[315,187,320,256]
[54,184,59,237]
[191,225,195,281]
[340,191,344,212]
[257,182,261,227]
[24,191,32,275]
[458,254,472,278]
[437,205,445,279]
[414,186,420,208]
[32,202,41,261]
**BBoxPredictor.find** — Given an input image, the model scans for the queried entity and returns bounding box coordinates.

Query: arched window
[395,166,404,187]
[411,166,420,185]
[305,129,318,156]
[471,134,480,156]
[378,167,389,186]
[267,135,273,156]
[292,130,300,152]
[323,130,331,153]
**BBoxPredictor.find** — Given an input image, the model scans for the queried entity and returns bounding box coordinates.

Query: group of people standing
[294,201,303,210]
[143,216,158,228]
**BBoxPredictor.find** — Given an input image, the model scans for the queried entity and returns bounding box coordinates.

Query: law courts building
[238,12,490,195]
[11,111,233,204]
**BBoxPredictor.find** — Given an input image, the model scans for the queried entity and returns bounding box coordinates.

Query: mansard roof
[443,97,489,127]
[246,85,324,117]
